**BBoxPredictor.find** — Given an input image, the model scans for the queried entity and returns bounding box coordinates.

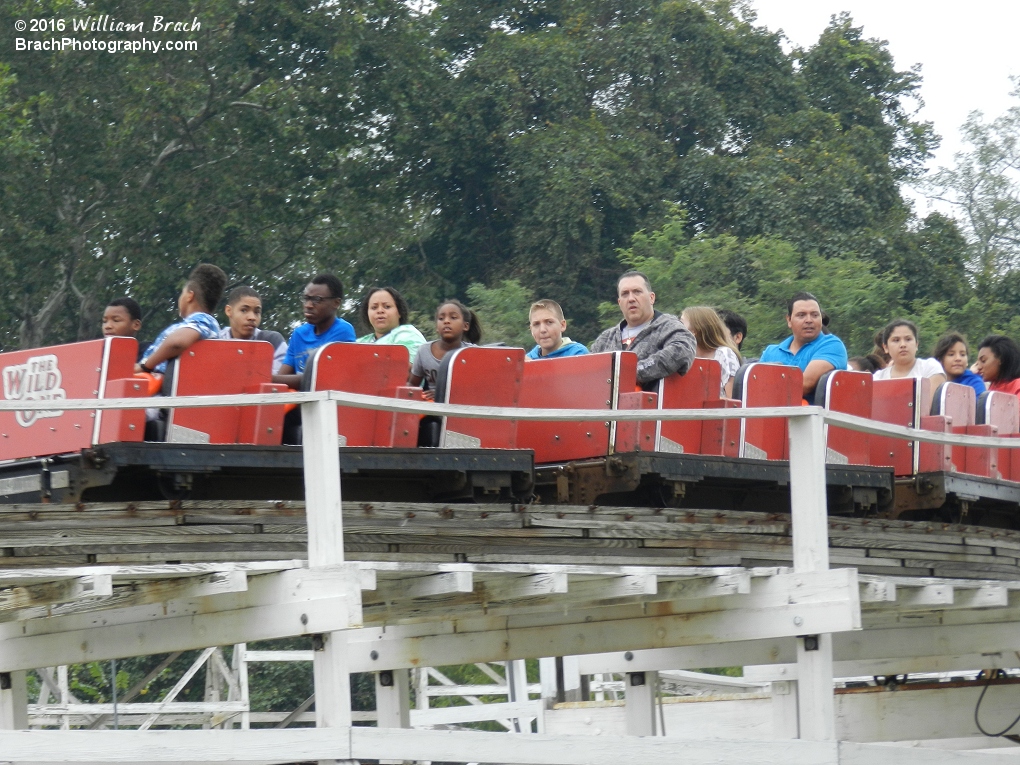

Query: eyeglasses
[302,294,337,305]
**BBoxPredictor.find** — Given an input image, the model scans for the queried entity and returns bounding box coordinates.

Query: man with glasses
[273,273,356,389]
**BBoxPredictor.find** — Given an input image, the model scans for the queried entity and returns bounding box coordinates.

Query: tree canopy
[0,0,1012,357]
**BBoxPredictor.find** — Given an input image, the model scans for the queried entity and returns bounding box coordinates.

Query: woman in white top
[680,306,742,397]
[872,319,946,386]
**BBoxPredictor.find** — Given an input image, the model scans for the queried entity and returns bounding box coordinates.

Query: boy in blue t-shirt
[526,299,589,360]
[136,264,227,375]
[273,273,356,389]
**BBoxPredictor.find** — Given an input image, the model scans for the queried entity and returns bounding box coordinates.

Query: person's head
[681,305,740,357]
[977,335,1020,384]
[302,273,344,328]
[102,297,142,338]
[223,286,263,340]
[716,309,747,350]
[359,287,409,338]
[435,299,482,345]
[529,300,567,355]
[785,291,822,344]
[848,355,880,374]
[933,332,971,380]
[616,271,655,328]
[180,264,227,316]
[881,319,919,367]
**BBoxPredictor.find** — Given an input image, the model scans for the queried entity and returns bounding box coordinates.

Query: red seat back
[816,370,872,465]
[165,340,281,445]
[0,337,143,460]
[655,359,725,455]
[440,347,525,449]
[870,378,940,476]
[931,383,986,475]
[977,391,1020,480]
[307,343,412,447]
[733,363,803,460]
[518,352,625,463]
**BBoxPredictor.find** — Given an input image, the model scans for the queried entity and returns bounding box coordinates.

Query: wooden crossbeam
[0,574,112,614]
[2,571,248,623]
[376,571,474,600]
[0,566,361,672]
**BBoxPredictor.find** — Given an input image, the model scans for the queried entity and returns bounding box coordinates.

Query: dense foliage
[2,0,1016,356]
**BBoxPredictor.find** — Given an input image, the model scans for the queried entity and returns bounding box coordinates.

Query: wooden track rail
[0,500,1018,579]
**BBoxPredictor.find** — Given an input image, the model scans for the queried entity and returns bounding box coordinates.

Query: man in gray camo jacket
[590,271,697,388]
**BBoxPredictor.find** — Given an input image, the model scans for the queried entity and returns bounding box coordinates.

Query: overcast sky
[750,0,1019,208]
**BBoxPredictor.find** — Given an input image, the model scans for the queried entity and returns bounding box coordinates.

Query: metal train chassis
[1,443,1018,524]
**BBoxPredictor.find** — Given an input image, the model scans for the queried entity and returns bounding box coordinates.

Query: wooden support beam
[954,585,1008,609]
[0,575,112,615]
[243,651,315,663]
[624,671,657,736]
[479,572,569,601]
[408,700,541,727]
[0,567,361,672]
[375,668,410,729]
[0,670,28,730]
[33,702,249,716]
[894,584,955,608]
[788,412,835,743]
[349,569,859,672]
[568,574,658,600]
[375,571,474,601]
[4,570,247,623]
[301,398,352,743]
[858,579,896,603]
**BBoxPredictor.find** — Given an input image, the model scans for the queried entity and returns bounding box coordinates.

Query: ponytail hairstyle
[437,299,482,344]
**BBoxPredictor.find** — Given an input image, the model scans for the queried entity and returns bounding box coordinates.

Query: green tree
[928,87,1020,291]
[0,0,428,348]
[619,210,904,356]
[380,4,937,341]
[466,279,534,347]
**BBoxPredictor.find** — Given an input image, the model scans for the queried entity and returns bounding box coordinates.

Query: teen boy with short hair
[526,300,588,360]
[135,264,228,375]
[102,297,143,339]
[219,286,288,374]
[273,273,356,389]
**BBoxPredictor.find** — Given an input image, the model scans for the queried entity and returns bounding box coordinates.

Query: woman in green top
[356,286,427,361]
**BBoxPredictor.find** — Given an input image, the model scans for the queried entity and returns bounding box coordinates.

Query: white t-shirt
[872,357,944,381]
[621,320,650,349]
[713,346,740,395]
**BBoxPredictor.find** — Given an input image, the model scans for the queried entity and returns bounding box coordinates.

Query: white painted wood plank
[301,398,351,739]
[348,582,859,672]
[242,650,314,663]
[0,568,361,672]
[0,727,1015,764]
[6,570,248,624]
[31,701,249,715]
[409,699,541,726]
[377,571,474,600]
[480,572,569,601]
[954,586,1009,609]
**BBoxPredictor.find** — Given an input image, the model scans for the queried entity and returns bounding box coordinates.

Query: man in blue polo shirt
[273,273,356,389]
[760,292,848,404]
